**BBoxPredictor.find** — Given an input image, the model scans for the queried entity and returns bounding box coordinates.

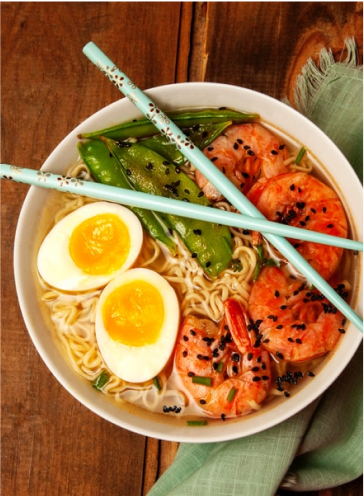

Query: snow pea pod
[139,120,233,166]
[102,138,233,278]
[78,108,258,141]
[77,140,176,252]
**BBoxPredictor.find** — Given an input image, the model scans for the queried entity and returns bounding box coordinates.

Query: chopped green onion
[294,146,307,165]
[264,258,278,267]
[227,387,237,402]
[153,376,162,392]
[256,244,264,261]
[231,258,243,272]
[253,260,261,282]
[187,420,208,426]
[92,370,110,391]
[216,362,224,373]
[192,376,212,386]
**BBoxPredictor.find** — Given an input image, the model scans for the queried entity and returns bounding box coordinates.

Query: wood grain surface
[1,3,362,496]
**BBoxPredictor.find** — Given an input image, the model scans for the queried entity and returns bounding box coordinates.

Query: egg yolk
[69,214,130,275]
[102,281,164,346]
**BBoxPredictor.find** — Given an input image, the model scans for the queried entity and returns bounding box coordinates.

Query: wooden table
[1,3,362,495]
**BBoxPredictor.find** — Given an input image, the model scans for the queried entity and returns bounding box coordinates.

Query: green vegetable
[294,146,307,165]
[102,138,233,278]
[187,420,208,426]
[192,376,213,386]
[92,370,110,391]
[231,258,243,273]
[139,120,233,166]
[216,362,224,373]
[77,140,176,252]
[153,376,162,392]
[227,387,237,402]
[253,243,279,281]
[78,108,259,141]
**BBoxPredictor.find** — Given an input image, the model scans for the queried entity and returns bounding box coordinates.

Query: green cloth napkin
[147,39,363,496]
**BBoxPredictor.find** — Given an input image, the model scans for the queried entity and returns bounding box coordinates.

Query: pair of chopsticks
[1,162,362,253]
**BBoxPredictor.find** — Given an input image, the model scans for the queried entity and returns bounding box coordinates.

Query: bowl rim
[14,82,363,443]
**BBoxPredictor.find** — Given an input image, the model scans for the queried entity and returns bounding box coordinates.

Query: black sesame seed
[206,261,211,268]
[327,224,334,228]
[190,329,196,336]
[276,325,284,329]
[211,157,218,162]
[275,290,280,297]
[187,371,195,377]
[198,191,204,198]
[221,414,226,421]
[262,376,269,381]
[276,351,284,360]
[338,328,346,334]
[290,184,295,191]
[232,365,238,374]
[191,253,198,258]
[271,150,278,155]
[182,350,188,357]
[307,371,315,377]
[295,338,302,344]
[207,146,214,151]
[183,335,189,341]
[284,391,290,398]
[252,376,261,382]
[247,150,255,156]
[200,399,207,404]
[233,142,239,150]
[193,229,202,235]
[247,353,253,360]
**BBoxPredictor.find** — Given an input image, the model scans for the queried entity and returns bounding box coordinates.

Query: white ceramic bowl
[14,83,363,442]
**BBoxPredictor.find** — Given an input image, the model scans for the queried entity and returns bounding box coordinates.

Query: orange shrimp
[174,299,272,419]
[196,122,289,201]
[248,266,347,363]
[247,172,348,281]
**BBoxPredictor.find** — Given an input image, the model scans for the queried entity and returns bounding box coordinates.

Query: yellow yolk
[102,280,165,347]
[69,213,130,275]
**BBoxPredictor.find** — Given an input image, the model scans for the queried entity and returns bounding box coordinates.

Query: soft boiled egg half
[95,268,180,383]
[37,202,143,292]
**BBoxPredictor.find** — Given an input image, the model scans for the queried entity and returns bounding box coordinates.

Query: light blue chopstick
[82,41,363,333]
[2,163,362,252]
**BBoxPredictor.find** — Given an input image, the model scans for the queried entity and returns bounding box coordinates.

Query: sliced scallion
[294,146,307,165]
[192,376,212,386]
[92,370,110,391]
[187,420,208,426]
[216,362,224,373]
[227,387,237,402]
[153,376,162,392]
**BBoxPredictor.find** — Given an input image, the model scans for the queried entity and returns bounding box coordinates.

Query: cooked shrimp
[195,122,289,201]
[248,266,346,363]
[174,298,271,418]
[247,172,348,281]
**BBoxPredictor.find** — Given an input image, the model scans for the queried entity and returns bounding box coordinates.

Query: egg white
[95,268,180,383]
[37,201,143,292]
